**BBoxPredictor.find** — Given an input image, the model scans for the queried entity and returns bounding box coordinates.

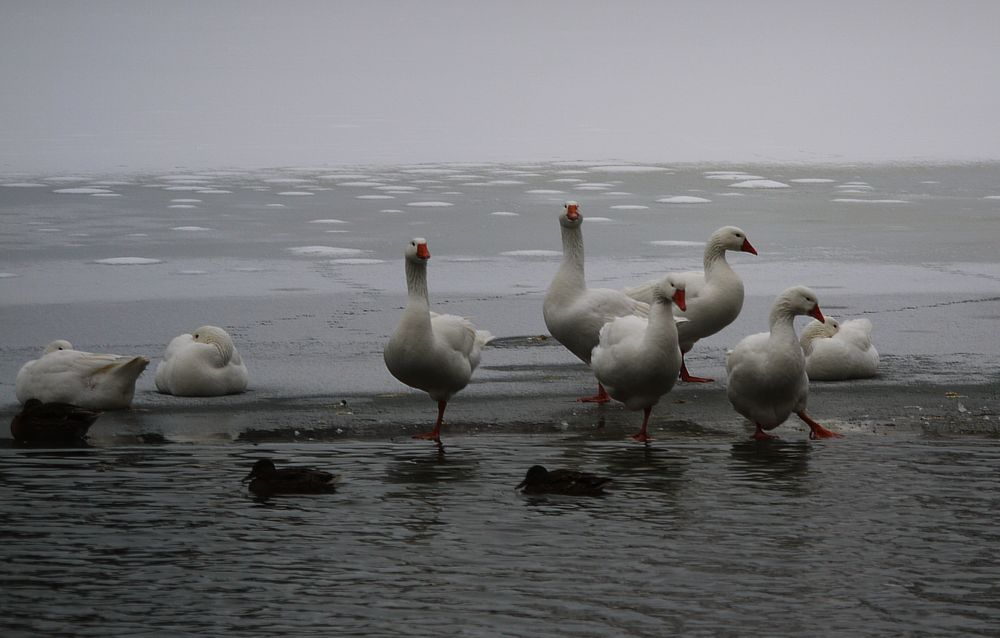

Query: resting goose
[625,226,756,383]
[543,201,649,402]
[15,340,149,410]
[155,325,249,396]
[800,317,880,380]
[725,286,842,440]
[591,275,686,442]
[384,238,492,444]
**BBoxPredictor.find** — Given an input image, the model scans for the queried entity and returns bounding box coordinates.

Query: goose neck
[405,259,430,307]
[556,224,587,289]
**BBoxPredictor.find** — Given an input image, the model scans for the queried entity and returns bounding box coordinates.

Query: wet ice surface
[1,162,1000,635]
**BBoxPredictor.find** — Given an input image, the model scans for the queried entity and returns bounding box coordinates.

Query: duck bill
[809,304,825,323]
[515,480,527,490]
[741,238,758,255]
[673,288,687,312]
[416,243,430,260]
[241,471,256,484]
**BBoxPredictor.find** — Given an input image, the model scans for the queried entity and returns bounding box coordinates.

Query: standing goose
[543,201,649,402]
[15,340,149,410]
[155,325,249,396]
[725,286,842,440]
[800,317,880,380]
[384,238,492,444]
[591,275,686,442]
[625,226,756,383]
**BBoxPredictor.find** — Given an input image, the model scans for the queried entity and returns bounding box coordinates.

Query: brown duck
[516,465,613,496]
[242,458,342,495]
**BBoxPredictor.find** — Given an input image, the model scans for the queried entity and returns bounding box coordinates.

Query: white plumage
[800,318,879,380]
[591,275,686,442]
[543,201,649,402]
[725,286,842,440]
[16,340,149,410]
[383,238,492,443]
[625,225,756,383]
[155,325,249,396]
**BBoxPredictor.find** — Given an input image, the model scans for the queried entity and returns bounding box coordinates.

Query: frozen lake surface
[1,162,999,635]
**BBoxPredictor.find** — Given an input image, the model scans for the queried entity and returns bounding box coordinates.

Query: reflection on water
[2,435,1000,636]
[729,440,812,494]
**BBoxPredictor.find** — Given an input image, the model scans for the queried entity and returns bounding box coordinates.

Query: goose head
[192,325,237,362]
[405,237,431,263]
[778,285,825,322]
[559,201,582,229]
[710,226,757,255]
[43,340,74,354]
[799,317,840,352]
[653,274,687,312]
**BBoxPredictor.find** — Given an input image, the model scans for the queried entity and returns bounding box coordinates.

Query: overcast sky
[2,0,998,174]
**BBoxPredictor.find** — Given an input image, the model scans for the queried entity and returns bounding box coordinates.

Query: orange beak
[565,203,580,221]
[741,238,758,255]
[416,243,430,260]
[809,304,825,323]
[673,288,686,312]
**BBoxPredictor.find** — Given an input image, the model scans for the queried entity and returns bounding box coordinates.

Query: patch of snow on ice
[610,205,649,210]
[657,196,712,204]
[94,257,163,265]
[53,187,113,194]
[525,189,564,194]
[309,219,347,224]
[357,194,395,199]
[172,226,212,231]
[491,211,519,216]
[589,165,670,173]
[730,180,789,189]
[406,201,454,207]
[790,178,836,183]
[277,191,314,196]
[168,204,197,209]
[2,182,47,188]
[833,199,908,204]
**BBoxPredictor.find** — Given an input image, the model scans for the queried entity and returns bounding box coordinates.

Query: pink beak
[741,238,758,255]
[809,304,825,323]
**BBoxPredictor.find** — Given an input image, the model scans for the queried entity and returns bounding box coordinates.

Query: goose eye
[193,334,199,339]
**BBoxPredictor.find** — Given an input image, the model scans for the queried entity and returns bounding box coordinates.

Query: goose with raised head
[625,226,756,383]
[800,317,880,381]
[384,238,493,444]
[15,340,149,410]
[155,325,249,396]
[725,286,842,440]
[591,275,686,442]
[543,201,649,403]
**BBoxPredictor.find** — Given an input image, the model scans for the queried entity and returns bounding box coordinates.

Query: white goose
[725,286,842,440]
[800,317,879,381]
[154,325,249,396]
[591,275,686,442]
[625,226,756,383]
[543,201,649,402]
[384,238,493,443]
[15,340,149,410]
